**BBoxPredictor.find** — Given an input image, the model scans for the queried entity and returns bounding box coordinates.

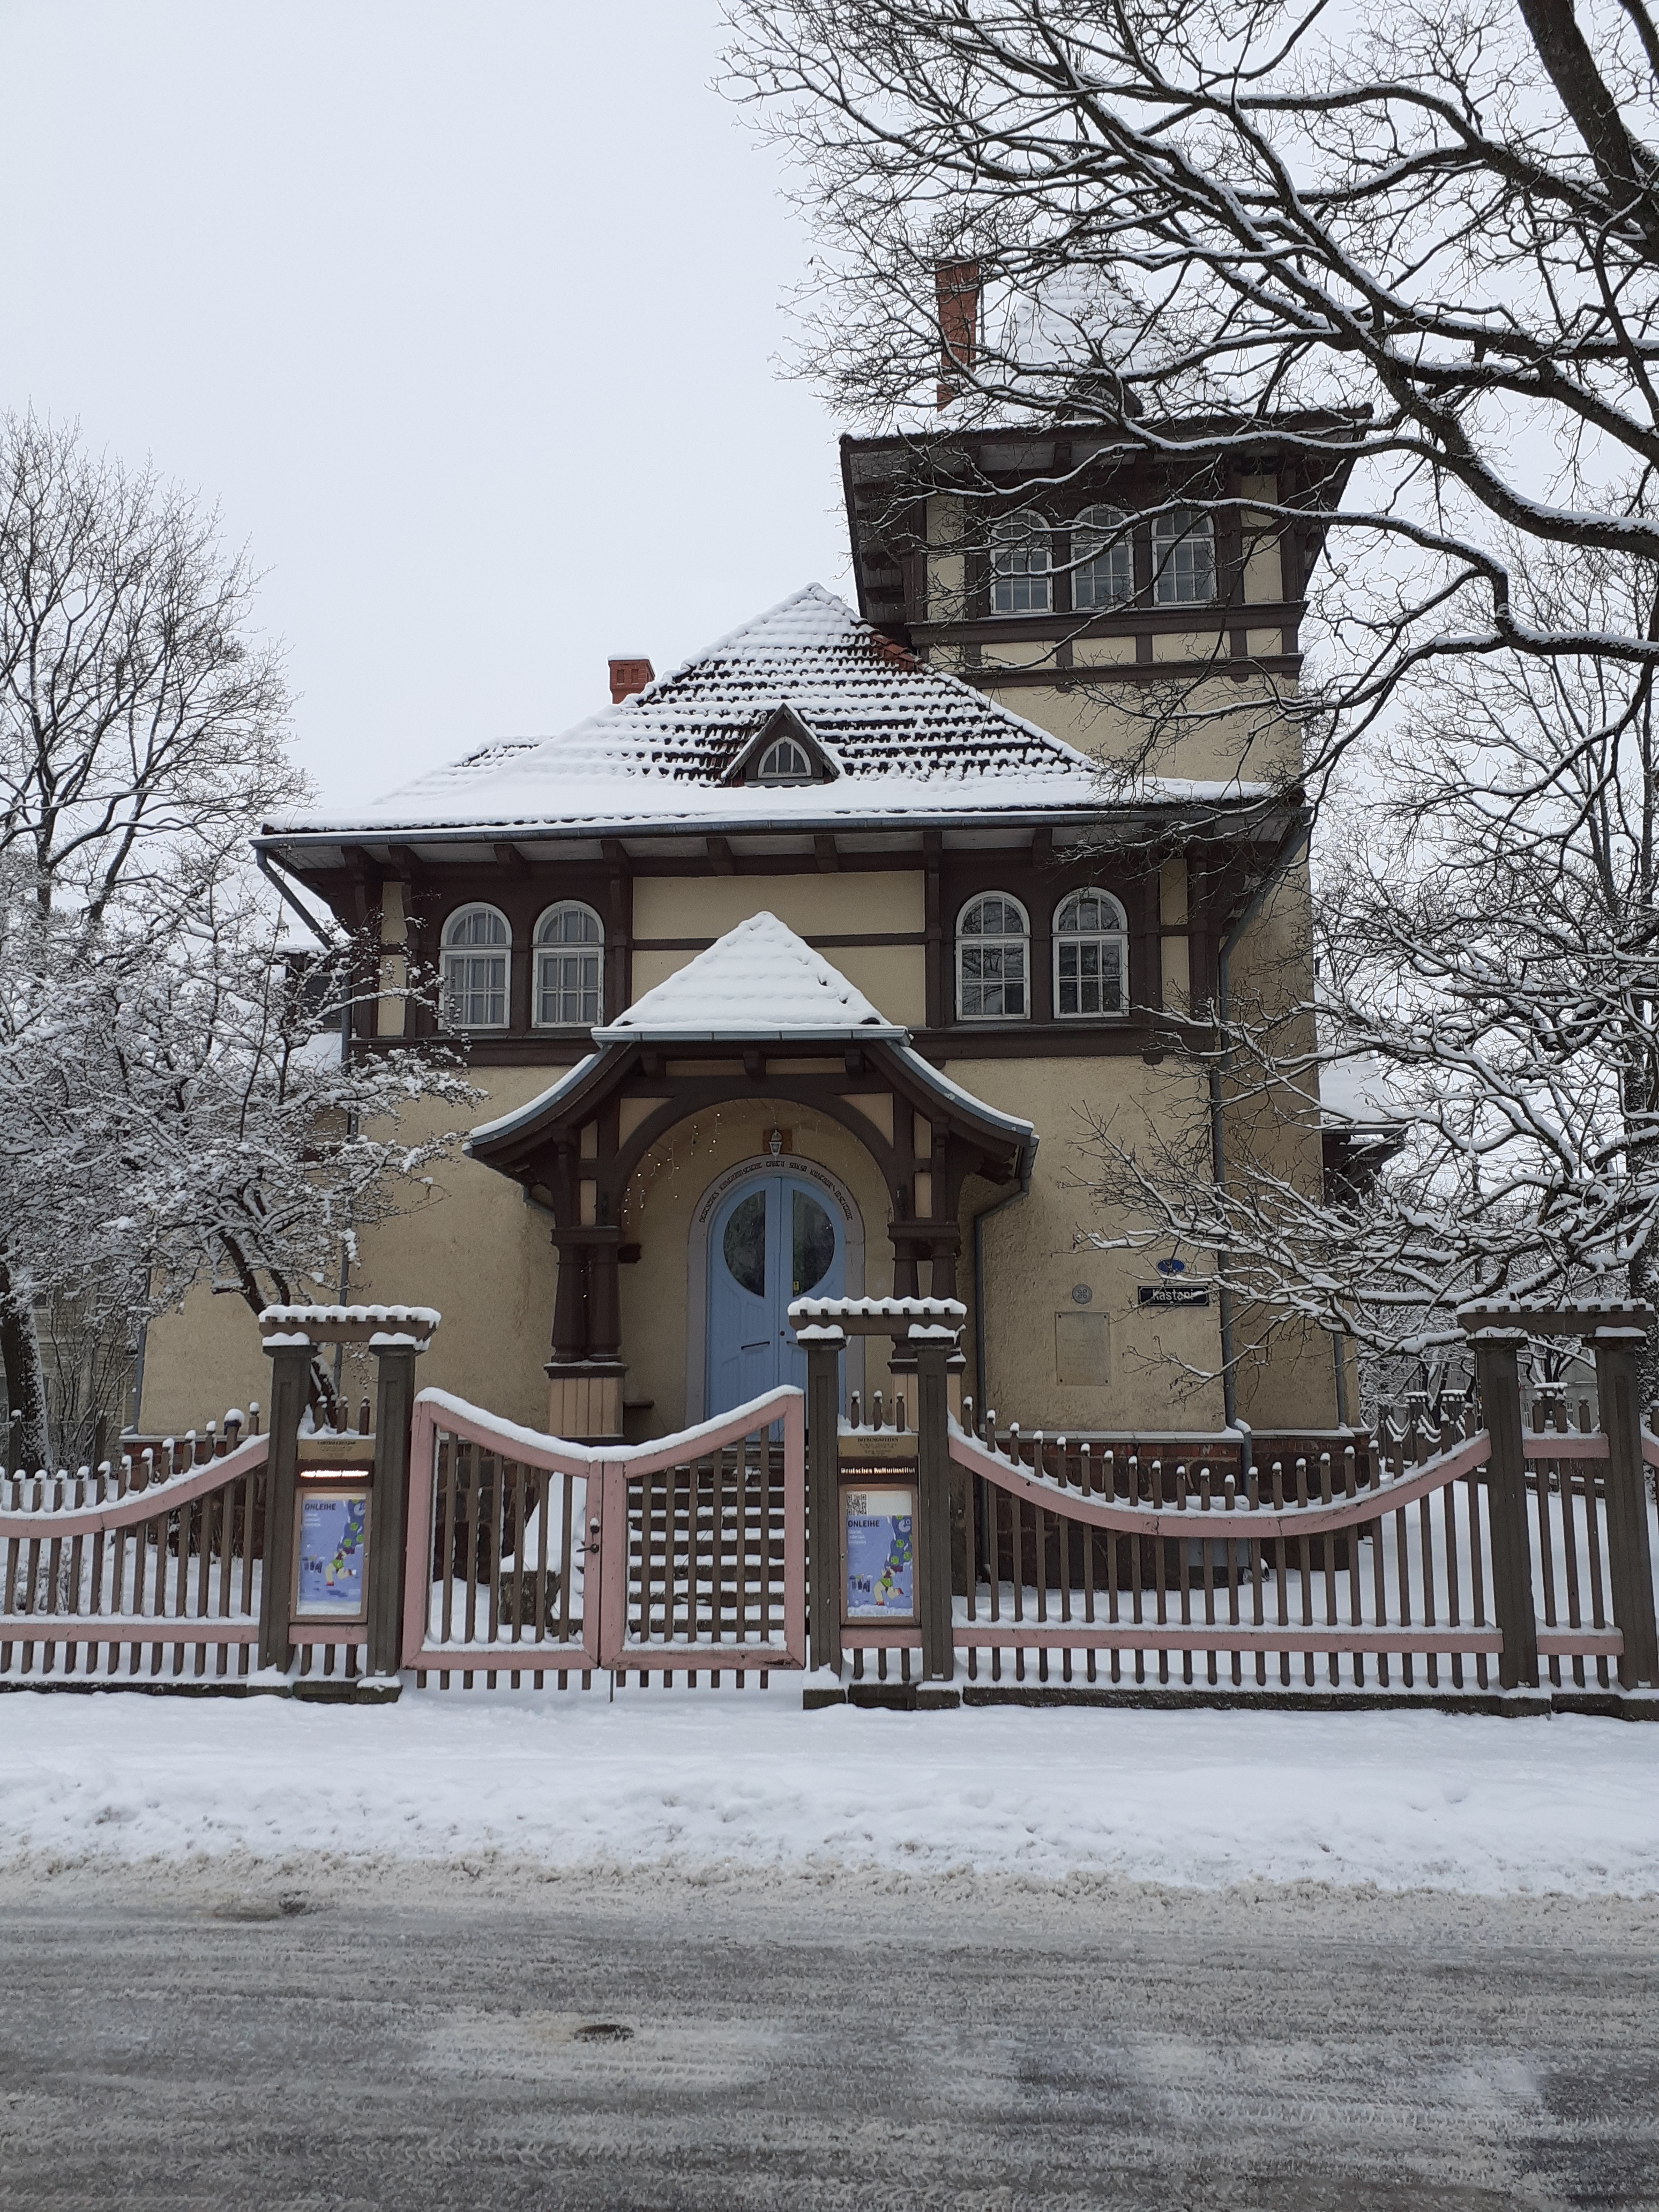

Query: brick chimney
[608,655,654,705]
[935,259,980,409]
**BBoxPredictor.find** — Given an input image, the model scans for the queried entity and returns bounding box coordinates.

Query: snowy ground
[1,1686,1654,1894]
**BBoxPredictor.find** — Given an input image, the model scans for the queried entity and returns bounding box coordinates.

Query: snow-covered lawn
[1,1687,1653,1895]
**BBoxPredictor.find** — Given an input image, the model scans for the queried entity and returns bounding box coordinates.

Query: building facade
[139,428,1348,1445]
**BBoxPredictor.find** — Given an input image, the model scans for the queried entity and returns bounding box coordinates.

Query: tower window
[1152,508,1217,605]
[1073,506,1134,610]
[990,514,1051,615]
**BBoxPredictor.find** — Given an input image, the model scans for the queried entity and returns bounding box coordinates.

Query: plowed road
[0,1868,1653,2210]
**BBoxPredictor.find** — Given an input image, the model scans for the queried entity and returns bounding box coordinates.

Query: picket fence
[1,1384,1653,1703]
[834,1411,1651,1694]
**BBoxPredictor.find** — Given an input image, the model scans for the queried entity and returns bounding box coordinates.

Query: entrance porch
[465,913,1036,1443]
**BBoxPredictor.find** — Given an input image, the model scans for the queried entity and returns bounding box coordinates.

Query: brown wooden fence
[0,1431,273,1682]
[829,1409,1657,1695]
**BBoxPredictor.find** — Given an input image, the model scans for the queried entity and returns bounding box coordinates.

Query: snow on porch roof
[594,911,905,1043]
[465,911,1037,1160]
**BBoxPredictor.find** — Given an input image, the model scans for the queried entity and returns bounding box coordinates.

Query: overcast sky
[0,0,849,812]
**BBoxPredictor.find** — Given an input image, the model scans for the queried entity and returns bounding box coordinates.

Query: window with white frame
[989,513,1051,614]
[1152,507,1216,605]
[957,893,1029,1019]
[440,905,511,1028]
[1054,890,1129,1017]
[757,735,812,782]
[534,901,604,1026]
[1073,505,1134,610]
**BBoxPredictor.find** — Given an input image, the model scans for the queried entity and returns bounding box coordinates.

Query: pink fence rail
[832,1416,1656,1694]
[405,1386,806,1688]
[0,1432,272,1683]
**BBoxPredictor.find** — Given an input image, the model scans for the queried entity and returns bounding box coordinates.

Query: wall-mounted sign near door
[841,1477,917,1624]
[1138,1282,1212,1308]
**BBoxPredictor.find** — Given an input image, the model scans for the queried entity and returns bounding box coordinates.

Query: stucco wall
[136,1066,567,1437]
[630,874,926,1025]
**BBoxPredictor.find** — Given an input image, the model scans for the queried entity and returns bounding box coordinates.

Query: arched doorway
[705,1169,846,1417]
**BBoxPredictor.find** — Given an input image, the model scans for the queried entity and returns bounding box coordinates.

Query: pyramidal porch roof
[595,911,905,1044]
[467,913,1035,1179]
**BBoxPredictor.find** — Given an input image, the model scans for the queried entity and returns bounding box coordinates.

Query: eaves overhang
[256,789,1295,869]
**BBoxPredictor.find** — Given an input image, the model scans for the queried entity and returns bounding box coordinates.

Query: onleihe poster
[295,1488,370,1617]
[843,1486,915,1620]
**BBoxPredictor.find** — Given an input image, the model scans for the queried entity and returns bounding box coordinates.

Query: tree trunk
[0,1254,50,1471]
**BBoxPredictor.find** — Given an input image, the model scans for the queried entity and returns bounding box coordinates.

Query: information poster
[295,1488,370,1618]
[843,1486,916,1621]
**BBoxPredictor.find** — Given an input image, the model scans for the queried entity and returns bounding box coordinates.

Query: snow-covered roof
[465,913,1037,1165]
[595,912,903,1043]
[273,585,1269,839]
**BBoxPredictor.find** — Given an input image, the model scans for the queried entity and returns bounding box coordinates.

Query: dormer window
[727,703,839,786]
[758,735,812,782]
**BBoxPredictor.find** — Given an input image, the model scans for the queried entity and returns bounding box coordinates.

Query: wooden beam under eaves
[493,841,528,874]
[387,844,429,884]
[707,836,736,876]
[340,843,385,886]
[814,834,840,873]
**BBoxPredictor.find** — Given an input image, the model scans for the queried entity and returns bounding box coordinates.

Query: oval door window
[793,1189,835,1298]
[723,1191,766,1297]
[707,1173,846,1418]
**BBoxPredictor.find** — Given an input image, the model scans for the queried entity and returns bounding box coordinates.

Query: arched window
[1152,507,1217,605]
[534,901,604,1027]
[990,513,1051,615]
[1054,890,1129,1018]
[758,735,812,782]
[1073,505,1134,610]
[441,905,511,1029]
[957,893,1029,1020]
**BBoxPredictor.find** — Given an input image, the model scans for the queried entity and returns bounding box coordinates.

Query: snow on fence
[833,1409,1656,1695]
[0,1426,273,1683]
[404,1386,806,1688]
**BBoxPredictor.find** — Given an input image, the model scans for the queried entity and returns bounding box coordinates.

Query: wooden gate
[403,1386,807,1686]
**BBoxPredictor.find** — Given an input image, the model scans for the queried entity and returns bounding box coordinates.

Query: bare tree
[1088,540,1659,1398]
[0,416,475,1465]
[726,0,1659,772]
[0,410,295,926]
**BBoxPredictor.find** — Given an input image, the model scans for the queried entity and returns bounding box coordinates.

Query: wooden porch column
[801,1324,845,1673]
[258,1338,311,1675]
[1469,1326,1540,1690]
[1590,1324,1659,1688]
[914,1327,954,1683]
[366,1335,425,1677]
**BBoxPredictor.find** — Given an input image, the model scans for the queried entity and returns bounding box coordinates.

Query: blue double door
[707,1172,844,1417]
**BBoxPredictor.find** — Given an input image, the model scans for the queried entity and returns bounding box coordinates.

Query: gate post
[914,1328,954,1684]
[1467,1322,1540,1690]
[1590,1321,1659,1688]
[801,1325,845,1672]
[366,1329,427,1677]
[258,1334,311,1674]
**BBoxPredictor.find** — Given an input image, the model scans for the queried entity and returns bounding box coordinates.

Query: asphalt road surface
[0,1865,1654,2211]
